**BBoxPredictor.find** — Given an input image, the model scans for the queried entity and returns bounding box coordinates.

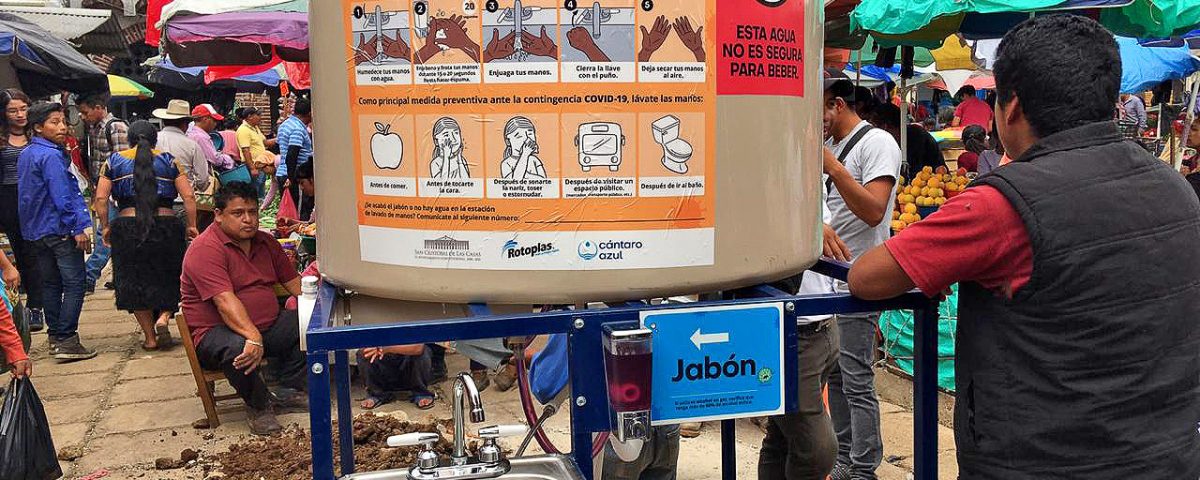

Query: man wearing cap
[819,71,901,480]
[187,103,235,173]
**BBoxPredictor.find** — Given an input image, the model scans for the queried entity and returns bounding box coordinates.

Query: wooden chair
[176,313,241,428]
[176,285,291,428]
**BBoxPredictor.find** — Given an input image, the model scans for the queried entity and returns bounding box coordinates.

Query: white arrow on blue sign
[642,303,786,425]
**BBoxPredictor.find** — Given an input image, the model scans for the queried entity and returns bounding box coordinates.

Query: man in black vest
[846,15,1200,479]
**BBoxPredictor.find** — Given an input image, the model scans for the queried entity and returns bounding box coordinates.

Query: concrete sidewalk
[21,284,957,479]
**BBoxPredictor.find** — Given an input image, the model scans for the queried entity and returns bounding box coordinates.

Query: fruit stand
[892,166,972,232]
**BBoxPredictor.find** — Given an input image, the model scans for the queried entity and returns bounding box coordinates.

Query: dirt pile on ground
[210,413,483,480]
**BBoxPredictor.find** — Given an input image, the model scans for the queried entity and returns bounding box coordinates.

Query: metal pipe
[513,0,524,52]
[451,373,484,465]
[374,5,383,65]
[592,1,601,38]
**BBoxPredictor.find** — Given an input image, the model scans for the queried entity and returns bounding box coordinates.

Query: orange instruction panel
[344,0,716,270]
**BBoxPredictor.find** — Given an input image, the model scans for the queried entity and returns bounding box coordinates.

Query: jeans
[758,320,841,480]
[33,235,87,342]
[453,338,511,370]
[829,314,883,480]
[195,310,307,410]
[358,347,433,401]
[0,185,42,309]
[85,205,117,287]
[602,425,680,480]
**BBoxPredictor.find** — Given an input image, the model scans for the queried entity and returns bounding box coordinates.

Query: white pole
[1178,75,1199,171]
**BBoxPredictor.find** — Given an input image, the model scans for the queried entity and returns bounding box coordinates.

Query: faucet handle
[387,432,440,447]
[477,425,526,465]
[478,424,528,439]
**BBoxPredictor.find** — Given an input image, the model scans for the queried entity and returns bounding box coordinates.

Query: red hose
[515,337,560,455]
[516,307,611,459]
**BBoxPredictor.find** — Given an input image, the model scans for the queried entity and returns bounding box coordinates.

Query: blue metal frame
[304,259,941,479]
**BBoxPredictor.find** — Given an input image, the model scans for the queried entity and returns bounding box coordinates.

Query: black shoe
[270,387,308,411]
[27,308,44,332]
[49,335,98,361]
[103,281,115,290]
[246,406,282,436]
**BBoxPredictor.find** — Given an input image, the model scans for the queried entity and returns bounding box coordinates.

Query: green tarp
[852,0,1200,45]
[879,285,958,391]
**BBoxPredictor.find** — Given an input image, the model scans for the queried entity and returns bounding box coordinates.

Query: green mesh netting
[879,284,958,391]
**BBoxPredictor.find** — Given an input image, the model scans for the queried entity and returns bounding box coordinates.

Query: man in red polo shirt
[181,181,304,435]
[952,85,993,132]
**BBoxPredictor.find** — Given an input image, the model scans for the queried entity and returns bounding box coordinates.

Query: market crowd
[0,12,1198,480]
[0,88,530,436]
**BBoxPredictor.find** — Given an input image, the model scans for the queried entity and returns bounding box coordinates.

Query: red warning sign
[716,0,806,97]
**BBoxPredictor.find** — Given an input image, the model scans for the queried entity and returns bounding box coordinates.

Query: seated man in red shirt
[181,181,305,435]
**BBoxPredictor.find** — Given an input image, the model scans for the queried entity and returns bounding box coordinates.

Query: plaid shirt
[86,113,129,182]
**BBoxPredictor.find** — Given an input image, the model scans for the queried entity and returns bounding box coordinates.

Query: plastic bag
[0,378,63,480]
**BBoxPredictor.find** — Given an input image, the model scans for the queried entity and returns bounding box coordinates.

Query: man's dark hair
[854,86,876,107]
[958,85,977,98]
[827,79,857,103]
[26,102,64,134]
[78,94,110,109]
[293,98,312,116]
[163,116,190,129]
[214,181,259,210]
[295,159,314,181]
[871,103,902,130]
[994,15,1120,137]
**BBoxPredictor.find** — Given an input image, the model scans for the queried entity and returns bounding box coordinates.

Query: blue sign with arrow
[642,303,786,425]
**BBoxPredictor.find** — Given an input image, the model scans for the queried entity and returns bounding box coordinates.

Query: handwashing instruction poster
[343,0,805,270]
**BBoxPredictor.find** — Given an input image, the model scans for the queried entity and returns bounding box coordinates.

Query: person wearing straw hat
[153,100,210,216]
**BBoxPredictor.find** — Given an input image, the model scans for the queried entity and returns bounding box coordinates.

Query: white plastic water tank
[309,0,823,305]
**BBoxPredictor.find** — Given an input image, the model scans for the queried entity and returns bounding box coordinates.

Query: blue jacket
[18,137,91,240]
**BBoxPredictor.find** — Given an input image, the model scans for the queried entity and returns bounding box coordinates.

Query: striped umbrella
[107,74,154,99]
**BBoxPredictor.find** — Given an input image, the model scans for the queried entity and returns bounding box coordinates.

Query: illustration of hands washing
[482,0,561,62]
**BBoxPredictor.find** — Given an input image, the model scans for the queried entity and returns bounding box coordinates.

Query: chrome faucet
[386,373,528,480]
[452,372,486,465]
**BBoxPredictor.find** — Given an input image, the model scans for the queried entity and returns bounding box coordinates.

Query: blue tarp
[1139,29,1200,49]
[1118,37,1200,93]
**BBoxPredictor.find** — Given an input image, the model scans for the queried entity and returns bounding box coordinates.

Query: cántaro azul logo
[577,240,644,261]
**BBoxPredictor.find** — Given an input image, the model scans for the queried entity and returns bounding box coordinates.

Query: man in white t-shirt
[821,78,902,480]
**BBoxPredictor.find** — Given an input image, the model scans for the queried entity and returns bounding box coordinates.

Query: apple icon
[371,122,403,170]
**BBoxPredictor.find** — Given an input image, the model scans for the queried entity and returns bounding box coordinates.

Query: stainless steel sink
[342,455,585,480]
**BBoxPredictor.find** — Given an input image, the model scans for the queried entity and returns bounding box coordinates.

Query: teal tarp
[879,285,958,391]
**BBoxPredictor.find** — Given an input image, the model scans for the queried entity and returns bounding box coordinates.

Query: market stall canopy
[158,0,308,68]
[848,0,1198,47]
[0,6,110,41]
[826,0,865,49]
[0,12,107,98]
[962,72,995,90]
[1117,37,1200,93]
[108,74,153,99]
[145,56,285,93]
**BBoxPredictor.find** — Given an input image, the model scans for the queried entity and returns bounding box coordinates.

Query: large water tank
[310,0,823,305]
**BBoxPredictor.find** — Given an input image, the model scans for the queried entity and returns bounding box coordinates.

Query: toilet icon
[651,115,693,174]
